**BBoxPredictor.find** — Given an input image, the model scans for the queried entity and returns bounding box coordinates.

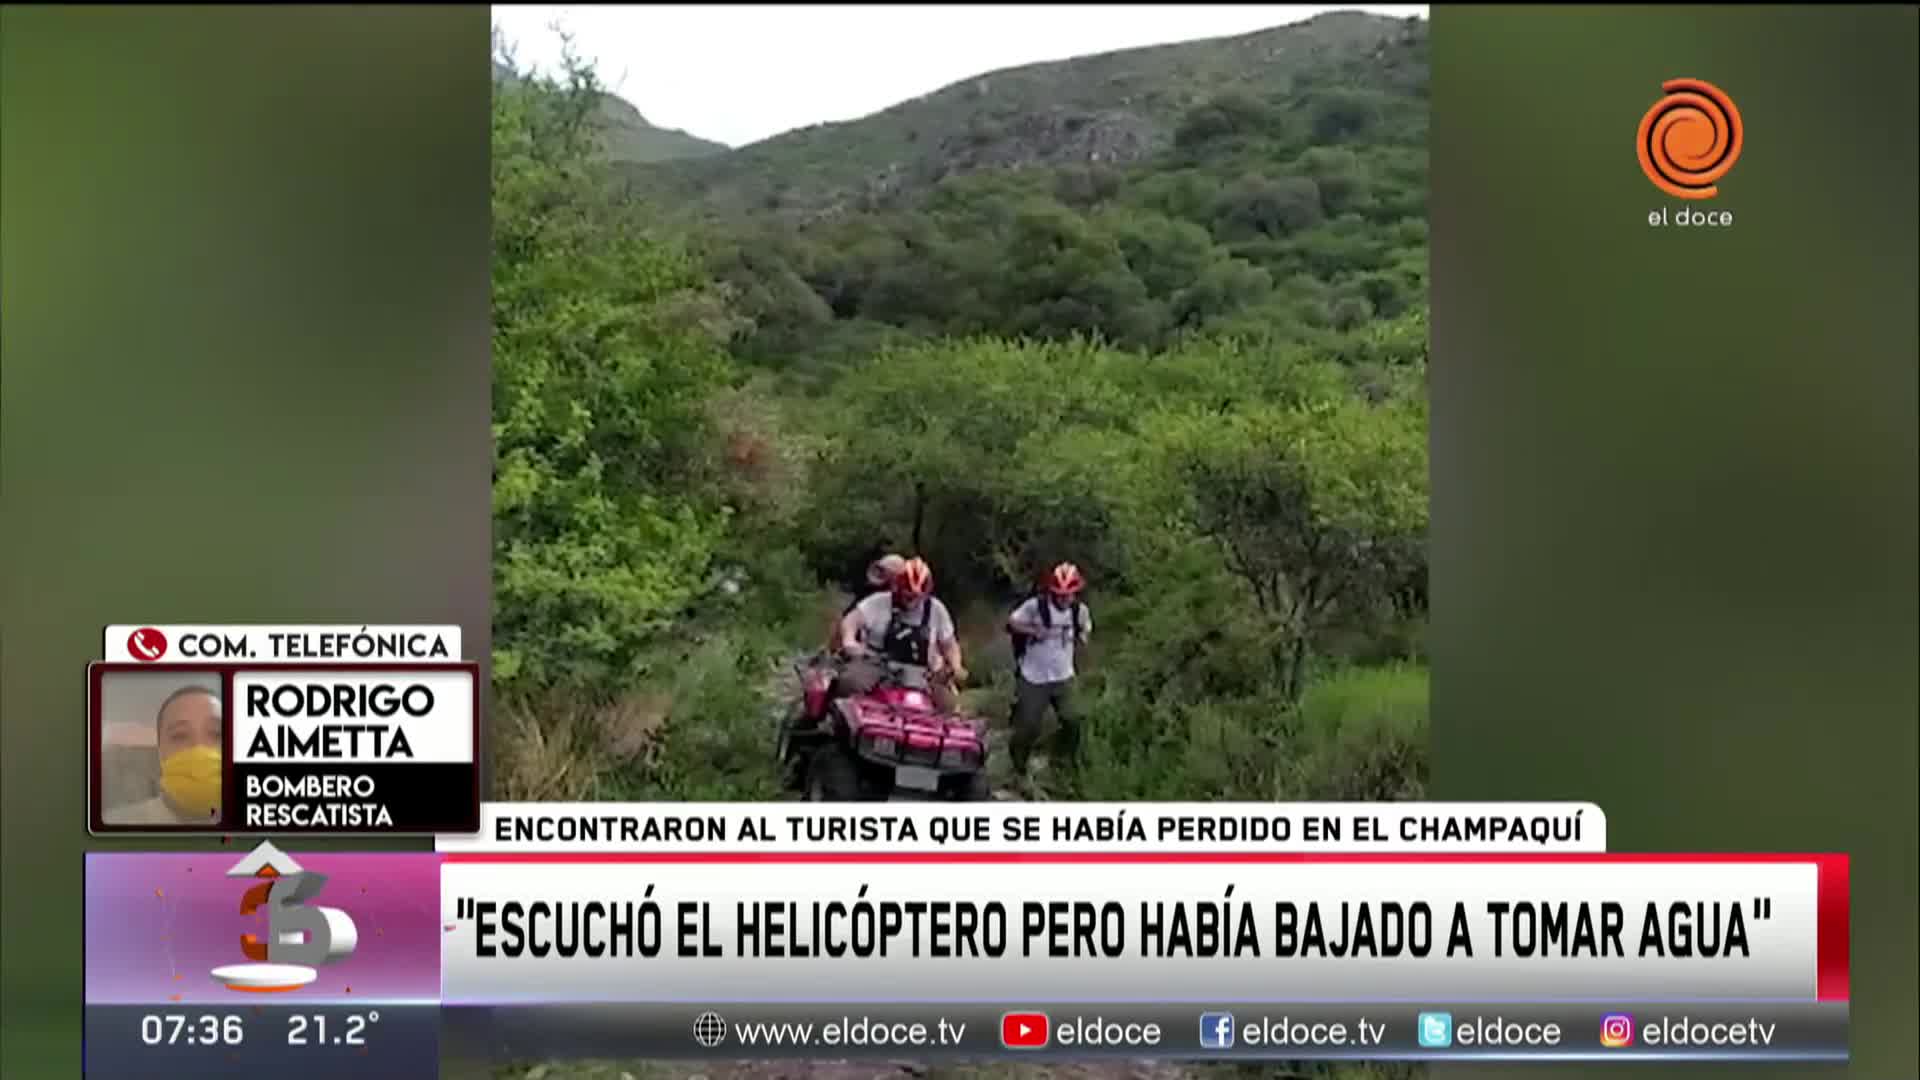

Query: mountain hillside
[603,10,1427,389]
[622,11,1425,220]
[492,61,727,163]
[596,92,729,163]
[490,9,1431,842]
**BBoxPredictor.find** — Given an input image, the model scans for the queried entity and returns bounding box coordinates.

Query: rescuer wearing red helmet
[835,556,966,711]
[1006,562,1092,786]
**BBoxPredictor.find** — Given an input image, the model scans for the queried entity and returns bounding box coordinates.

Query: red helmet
[893,557,933,601]
[1047,562,1085,596]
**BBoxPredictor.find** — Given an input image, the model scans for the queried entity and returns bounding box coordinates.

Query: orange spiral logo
[1637,78,1743,200]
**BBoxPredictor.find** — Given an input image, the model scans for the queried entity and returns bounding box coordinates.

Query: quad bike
[778,652,990,802]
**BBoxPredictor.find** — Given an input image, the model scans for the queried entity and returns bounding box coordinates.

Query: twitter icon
[1417,1012,1453,1049]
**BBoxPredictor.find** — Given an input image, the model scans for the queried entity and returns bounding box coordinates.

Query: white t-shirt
[106,795,209,826]
[1012,596,1091,685]
[851,593,957,666]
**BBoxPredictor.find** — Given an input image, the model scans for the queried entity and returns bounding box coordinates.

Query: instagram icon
[1599,1014,1635,1048]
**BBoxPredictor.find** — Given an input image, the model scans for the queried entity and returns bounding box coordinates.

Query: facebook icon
[1199,1012,1235,1049]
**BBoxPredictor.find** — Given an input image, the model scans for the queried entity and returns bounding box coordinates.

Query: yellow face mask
[159,745,223,821]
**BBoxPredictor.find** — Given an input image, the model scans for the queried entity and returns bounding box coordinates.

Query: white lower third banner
[437,801,1609,854]
[437,847,1848,1006]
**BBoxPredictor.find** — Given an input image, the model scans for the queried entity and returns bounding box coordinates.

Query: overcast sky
[491,5,1429,148]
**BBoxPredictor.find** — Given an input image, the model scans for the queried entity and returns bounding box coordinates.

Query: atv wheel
[948,770,991,802]
[774,708,802,790]
[804,746,875,802]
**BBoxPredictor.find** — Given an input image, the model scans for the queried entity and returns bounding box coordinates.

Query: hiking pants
[1011,675,1078,772]
[832,658,958,712]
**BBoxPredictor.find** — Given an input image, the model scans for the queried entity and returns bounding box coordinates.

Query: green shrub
[492,53,734,696]
[1287,663,1429,799]
[599,632,788,801]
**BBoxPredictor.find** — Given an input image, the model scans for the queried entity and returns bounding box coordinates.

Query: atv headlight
[869,737,897,758]
[938,747,975,769]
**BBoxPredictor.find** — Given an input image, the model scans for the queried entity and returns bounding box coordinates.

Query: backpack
[849,592,935,666]
[879,595,935,667]
[1010,592,1082,662]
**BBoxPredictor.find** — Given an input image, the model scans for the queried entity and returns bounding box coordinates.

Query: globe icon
[692,1011,726,1048]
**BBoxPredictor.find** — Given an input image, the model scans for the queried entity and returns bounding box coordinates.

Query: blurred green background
[2,4,1913,1079]
[0,5,492,1077]
[1429,5,1916,1079]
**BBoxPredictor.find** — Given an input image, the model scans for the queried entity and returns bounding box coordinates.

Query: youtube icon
[1001,1011,1050,1049]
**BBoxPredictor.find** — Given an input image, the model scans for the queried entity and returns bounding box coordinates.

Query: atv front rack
[848,698,986,771]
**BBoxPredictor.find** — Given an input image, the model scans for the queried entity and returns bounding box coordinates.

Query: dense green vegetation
[490,13,1430,809]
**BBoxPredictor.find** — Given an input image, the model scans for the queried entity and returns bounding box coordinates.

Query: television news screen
[1,5,1913,1080]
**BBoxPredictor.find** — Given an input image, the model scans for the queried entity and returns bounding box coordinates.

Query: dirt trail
[553,636,1165,1080]
[506,601,1197,1080]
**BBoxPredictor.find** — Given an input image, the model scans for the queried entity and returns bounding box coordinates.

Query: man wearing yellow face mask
[114,686,224,826]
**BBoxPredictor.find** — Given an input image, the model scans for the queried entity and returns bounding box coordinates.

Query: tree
[1171,257,1274,331]
[1052,163,1123,207]
[1214,174,1325,241]
[807,336,1143,593]
[1306,87,1393,142]
[1174,91,1280,149]
[1295,146,1372,216]
[1105,209,1220,298]
[492,46,734,693]
[1330,293,1376,331]
[993,199,1157,345]
[1150,391,1427,701]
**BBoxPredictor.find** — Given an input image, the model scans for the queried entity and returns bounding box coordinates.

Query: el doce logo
[1637,78,1743,199]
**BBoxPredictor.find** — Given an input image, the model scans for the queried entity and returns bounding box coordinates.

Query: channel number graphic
[213,841,358,992]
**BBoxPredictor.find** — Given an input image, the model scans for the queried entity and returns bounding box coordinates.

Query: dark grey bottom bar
[442,1002,1848,1063]
[85,1004,438,1079]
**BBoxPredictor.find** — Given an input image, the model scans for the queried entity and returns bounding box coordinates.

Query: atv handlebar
[831,649,963,688]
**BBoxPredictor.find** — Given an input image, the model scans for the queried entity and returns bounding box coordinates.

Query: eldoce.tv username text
[1209,1013,1391,1049]
[726,1014,966,1050]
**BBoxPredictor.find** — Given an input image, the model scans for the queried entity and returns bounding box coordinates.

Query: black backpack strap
[882,597,934,663]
